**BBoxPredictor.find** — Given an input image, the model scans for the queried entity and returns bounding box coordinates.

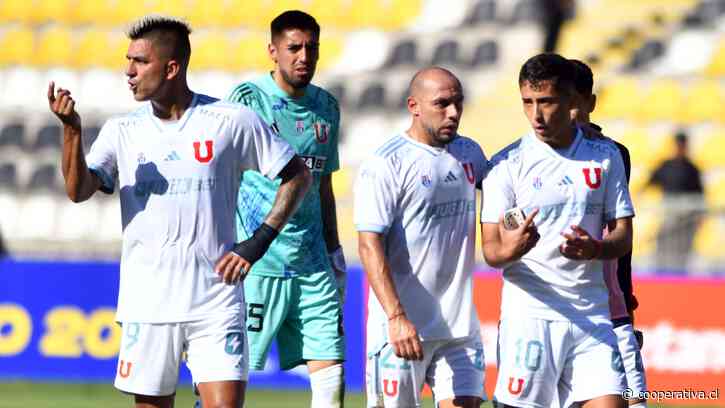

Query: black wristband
[232,223,279,264]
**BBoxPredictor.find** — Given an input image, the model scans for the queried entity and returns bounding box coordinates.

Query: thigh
[613,324,647,396]
[196,380,246,408]
[278,270,345,370]
[185,311,249,384]
[494,318,565,408]
[243,274,289,370]
[561,323,627,405]
[114,322,183,397]
[429,335,487,406]
[366,342,429,408]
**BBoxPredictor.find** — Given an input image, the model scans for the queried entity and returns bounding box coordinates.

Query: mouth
[128,81,137,91]
[294,67,311,76]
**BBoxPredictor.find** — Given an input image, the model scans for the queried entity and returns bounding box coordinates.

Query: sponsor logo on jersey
[296,120,305,134]
[164,151,181,161]
[532,176,543,190]
[582,167,602,189]
[314,122,330,143]
[508,377,524,395]
[272,98,288,111]
[462,162,475,184]
[193,140,214,164]
[299,155,327,172]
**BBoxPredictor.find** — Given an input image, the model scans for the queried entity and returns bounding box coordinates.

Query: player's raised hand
[388,312,423,361]
[47,81,81,130]
[214,252,251,285]
[559,224,602,260]
[498,208,540,260]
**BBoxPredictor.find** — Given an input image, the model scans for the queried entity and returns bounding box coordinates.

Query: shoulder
[309,84,340,116]
[102,105,148,132]
[363,135,411,172]
[580,129,621,157]
[194,94,263,127]
[227,80,266,107]
[489,137,524,167]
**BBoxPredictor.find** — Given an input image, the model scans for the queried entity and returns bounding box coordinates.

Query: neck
[151,84,193,121]
[543,125,577,149]
[272,70,306,98]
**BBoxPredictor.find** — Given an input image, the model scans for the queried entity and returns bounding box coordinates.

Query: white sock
[630,402,647,408]
[309,363,344,408]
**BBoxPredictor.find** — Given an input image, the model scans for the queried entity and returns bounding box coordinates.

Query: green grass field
[0,382,714,407]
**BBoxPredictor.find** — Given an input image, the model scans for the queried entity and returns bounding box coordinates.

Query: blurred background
[0,0,724,406]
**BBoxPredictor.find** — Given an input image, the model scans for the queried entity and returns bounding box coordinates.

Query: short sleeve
[353,156,398,233]
[237,109,296,180]
[323,101,341,175]
[85,121,118,194]
[480,156,516,224]
[604,149,635,221]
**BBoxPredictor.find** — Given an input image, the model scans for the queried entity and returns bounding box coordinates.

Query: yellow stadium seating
[34,0,74,25]
[638,79,683,123]
[0,26,35,66]
[188,0,226,29]
[72,0,114,26]
[704,174,725,208]
[617,127,669,170]
[34,25,74,67]
[76,29,110,69]
[682,79,724,124]
[595,77,641,120]
[693,129,725,170]
[694,215,725,259]
[0,0,34,24]
[228,32,269,72]
[705,40,725,77]
[317,32,344,71]
[190,30,230,71]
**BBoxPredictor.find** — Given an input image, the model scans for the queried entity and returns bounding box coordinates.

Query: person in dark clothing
[648,131,705,273]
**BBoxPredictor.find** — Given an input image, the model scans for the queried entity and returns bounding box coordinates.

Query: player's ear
[589,94,597,114]
[407,95,419,116]
[165,59,180,80]
[268,42,277,63]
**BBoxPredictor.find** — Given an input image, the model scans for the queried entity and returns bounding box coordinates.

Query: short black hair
[570,59,594,96]
[518,53,575,95]
[271,10,320,41]
[127,15,192,67]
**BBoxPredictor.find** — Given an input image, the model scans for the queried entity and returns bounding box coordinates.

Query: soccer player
[355,67,489,408]
[47,15,312,408]
[570,59,647,408]
[225,10,346,407]
[480,53,633,408]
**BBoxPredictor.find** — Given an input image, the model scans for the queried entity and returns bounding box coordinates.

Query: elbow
[65,185,83,203]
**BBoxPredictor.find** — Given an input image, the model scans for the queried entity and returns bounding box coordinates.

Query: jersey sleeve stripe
[355,223,389,233]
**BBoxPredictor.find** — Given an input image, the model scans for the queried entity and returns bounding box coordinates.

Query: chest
[263,99,334,157]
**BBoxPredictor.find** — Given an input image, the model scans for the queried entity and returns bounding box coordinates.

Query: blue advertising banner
[0,259,365,391]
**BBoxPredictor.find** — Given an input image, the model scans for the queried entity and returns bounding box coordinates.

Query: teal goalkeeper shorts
[243,270,345,370]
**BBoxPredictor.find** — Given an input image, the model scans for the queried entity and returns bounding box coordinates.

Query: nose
[447,103,462,121]
[125,61,135,77]
[534,103,544,122]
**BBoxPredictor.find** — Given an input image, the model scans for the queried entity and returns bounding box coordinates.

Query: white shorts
[114,312,249,396]
[614,323,647,397]
[494,318,626,408]
[366,334,486,408]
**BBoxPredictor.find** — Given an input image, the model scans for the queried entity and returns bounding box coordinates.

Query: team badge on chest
[582,167,602,189]
[314,122,330,143]
[193,140,214,164]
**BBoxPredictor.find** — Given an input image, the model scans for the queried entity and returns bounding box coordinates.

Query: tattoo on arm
[263,156,312,230]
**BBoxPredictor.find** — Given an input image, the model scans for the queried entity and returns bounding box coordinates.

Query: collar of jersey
[400,131,449,156]
[147,92,200,133]
[261,72,312,104]
[528,126,583,160]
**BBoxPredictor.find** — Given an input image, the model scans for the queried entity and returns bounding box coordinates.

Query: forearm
[481,224,514,267]
[598,218,633,260]
[319,175,341,252]
[61,124,98,202]
[359,233,405,318]
[263,156,312,230]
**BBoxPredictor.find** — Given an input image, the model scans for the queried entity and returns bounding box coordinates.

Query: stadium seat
[704,175,725,208]
[1,68,43,110]
[191,31,231,71]
[704,39,725,76]
[72,0,114,26]
[357,82,387,111]
[33,124,62,151]
[34,25,74,68]
[638,79,683,122]
[693,129,725,170]
[325,82,347,107]
[386,39,419,68]
[595,77,641,120]
[189,0,226,28]
[228,32,269,72]
[0,0,34,23]
[0,163,19,192]
[431,39,462,66]
[618,127,667,170]
[465,0,497,25]
[317,33,344,71]
[27,163,60,193]
[76,29,111,69]
[511,0,540,24]
[469,39,498,67]
[34,0,73,24]
[0,193,20,238]
[0,26,35,66]
[55,200,100,242]
[682,79,724,124]
[627,39,665,70]
[82,125,102,151]
[693,215,725,259]
[15,195,58,240]
[0,123,25,150]
[97,199,123,242]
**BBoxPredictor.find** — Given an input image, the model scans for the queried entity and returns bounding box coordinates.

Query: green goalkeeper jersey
[227,73,340,277]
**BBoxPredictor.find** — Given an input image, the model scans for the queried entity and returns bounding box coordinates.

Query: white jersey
[86,93,296,323]
[354,133,488,351]
[480,128,634,324]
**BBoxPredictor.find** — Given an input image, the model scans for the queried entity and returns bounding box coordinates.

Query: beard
[280,67,313,89]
